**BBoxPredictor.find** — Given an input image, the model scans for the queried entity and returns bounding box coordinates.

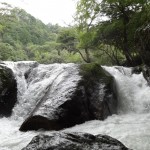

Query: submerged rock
[20,63,117,131]
[0,65,17,116]
[132,66,142,74]
[22,132,129,150]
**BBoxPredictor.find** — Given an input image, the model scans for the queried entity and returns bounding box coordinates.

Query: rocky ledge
[22,132,130,150]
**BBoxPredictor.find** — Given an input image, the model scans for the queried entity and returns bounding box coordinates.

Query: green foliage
[0,42,27,61]
[77,30,95,49]
[75,0,150,65]
[60,50,83,63]
[0,1,149,66]
[0,3,85,64]
[74,0,101,63]
[135,23,150,65]
[0,3,64,63]
[0,43,13,60]
[80,63,113,87]
[75,0,100,29]
[57,28,77,52]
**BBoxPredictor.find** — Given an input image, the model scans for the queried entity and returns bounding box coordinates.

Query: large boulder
[20,63,117,131]
[22,132,129,150]
[0,64,17,116]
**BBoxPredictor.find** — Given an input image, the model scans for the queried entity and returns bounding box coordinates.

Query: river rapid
[0,62,150,150]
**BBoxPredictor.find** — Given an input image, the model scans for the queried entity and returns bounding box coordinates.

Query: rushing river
[0,62,150,150]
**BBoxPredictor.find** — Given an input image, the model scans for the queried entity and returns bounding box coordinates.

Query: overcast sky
[0,0,76,26]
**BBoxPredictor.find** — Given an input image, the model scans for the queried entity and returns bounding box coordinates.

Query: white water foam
[0,61,81,150]
[64,66,150,150]
[0,64,150,150]
[0,118,37,150]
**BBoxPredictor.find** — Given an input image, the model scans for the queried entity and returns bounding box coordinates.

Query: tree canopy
[74,0,150,66]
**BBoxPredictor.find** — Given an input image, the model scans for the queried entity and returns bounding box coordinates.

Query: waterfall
[0,61,81,150]
[103,66,150,114]
[64,66,150,150]
[2,61,38,107]
[0,63,150,150]
[2,61,81,120]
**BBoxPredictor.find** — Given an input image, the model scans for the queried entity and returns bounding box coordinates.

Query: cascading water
[64,66,150,150]
[0,61,81,150]
[104,66,150,114]
[0,63,150,150]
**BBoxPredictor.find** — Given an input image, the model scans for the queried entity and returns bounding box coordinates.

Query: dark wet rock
[142,65,150,84]
[132,65,150,84]
[77,63,117,120]
[132,66,142,74]
[20,63,117,131]
[23,62,39,80]
[22,132,129,150]
[0,65,17,116]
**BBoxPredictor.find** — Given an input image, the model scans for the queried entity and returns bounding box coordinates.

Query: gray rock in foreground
[22,132,130,150]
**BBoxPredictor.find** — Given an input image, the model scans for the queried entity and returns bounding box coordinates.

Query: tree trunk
[76,48,91,63]
[57,50,61,56]
[122,17,133,65]
[85,48,91,63]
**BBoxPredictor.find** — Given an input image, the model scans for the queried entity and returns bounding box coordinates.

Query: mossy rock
[79,63,117,120]
[0,65,17,117]
[59,63,117,127]
[79,63,113,87]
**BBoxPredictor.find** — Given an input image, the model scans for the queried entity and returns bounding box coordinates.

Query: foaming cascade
[103,66,150,114]
[64,66,150,150]
[2,61,38,106]
[0,61,81,150]
[2,61,81,120]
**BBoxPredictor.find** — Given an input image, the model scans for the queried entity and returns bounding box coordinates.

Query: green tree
[75,0,149,65]
[75,0,100,63]
[0,3,15,41]
[57,28,77,52]
[100,0,148,65]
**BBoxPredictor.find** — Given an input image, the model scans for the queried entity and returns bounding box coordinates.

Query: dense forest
[0,1,150,66]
